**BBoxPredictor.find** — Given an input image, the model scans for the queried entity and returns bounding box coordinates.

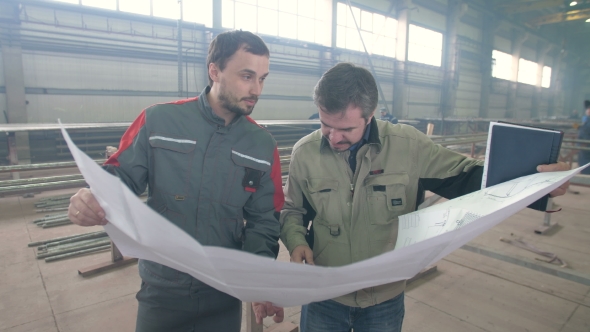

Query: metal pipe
[45,232,109,248]
[41,221,73,228]
[0,159,105,173]
[36,207,69,213]
[36,239,111,258]
[0,174,83,187]
[28,231,106,247]
[0,179,87,196]
[45,245,111,262]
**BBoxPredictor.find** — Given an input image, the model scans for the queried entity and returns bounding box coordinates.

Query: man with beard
[68,30,284,331]
[279,62,570,332]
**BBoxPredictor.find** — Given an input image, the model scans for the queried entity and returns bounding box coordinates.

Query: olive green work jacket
[280,118,484,308]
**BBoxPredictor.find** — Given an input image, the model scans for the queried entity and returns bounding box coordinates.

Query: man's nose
[250,80,262,96]
[329,129,341,141]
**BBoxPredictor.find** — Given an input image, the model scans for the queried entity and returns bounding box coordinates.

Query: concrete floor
[1,186,589,332]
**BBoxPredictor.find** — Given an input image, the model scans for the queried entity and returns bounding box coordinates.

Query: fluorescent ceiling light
[570,1,578,6]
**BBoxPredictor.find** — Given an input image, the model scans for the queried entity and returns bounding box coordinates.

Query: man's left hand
[537,162,570,197]
[252,302,284,324]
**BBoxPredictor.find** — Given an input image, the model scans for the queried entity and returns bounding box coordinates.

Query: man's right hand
[290,245,314,265]
[68,188,108,226]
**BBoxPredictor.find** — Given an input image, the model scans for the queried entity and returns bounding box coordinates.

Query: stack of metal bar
[35,194,73,213]
[29,231,110,262]
[33,213,73,228]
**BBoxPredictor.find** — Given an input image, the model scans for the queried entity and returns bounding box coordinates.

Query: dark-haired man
[68,30,284,331]
[280,62,569,332]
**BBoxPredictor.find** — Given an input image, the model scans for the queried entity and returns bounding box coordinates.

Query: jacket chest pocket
[149,134,196,194]
[365,173,409,225]
[224,149,270,208]
[305,178,342,222]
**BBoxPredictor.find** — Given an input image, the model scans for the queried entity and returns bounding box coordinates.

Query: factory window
[183,1,213,26]
[517,58,538,86]
[222,0,332,46]
[335,3,397,57]
[492,50,512,81]
[81,0,116,10]
[407,24,443,67]
[542,66,552,88]
[53,0,212,27]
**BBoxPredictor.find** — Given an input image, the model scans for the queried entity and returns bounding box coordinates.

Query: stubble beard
[218,86,256,117]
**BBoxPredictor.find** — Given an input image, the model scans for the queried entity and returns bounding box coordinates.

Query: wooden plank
[265,322,298,332]
[246,303,263,332]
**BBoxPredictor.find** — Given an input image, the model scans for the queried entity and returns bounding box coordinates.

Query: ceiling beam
[496,0,564,14]
[528,8,590,25]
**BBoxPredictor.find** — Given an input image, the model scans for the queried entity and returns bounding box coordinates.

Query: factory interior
[1,0,590,331]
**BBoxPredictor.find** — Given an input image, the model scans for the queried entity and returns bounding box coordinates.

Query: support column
[440,0,467,119]
[392,0,411,120]
[548,50,565,116]
[505,30,528,119]
[531,42,552,119]
[478,15,498,119]
[1,1,31,170]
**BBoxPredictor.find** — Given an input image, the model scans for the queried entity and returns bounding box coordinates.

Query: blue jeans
[300,292,405,332]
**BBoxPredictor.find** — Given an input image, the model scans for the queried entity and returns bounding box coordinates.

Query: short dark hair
[585,100,590,109]
[206,30,270,86]
[313,62,378,119]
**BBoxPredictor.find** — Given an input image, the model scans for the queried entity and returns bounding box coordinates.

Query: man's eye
[243,75,251,80]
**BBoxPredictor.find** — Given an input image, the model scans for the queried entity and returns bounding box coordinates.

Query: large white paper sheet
[60,123,589,307]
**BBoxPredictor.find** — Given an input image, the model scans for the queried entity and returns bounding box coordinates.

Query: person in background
[278,62,570,332]
[379,107,393,122]
[68,30,284,332]
[582,101,590,124]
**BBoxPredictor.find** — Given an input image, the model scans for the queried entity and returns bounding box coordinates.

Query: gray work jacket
[105,87,284,289]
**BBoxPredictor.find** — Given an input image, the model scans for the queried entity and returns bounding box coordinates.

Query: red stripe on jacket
[244,116,285,212]
[104,109,146,167]
[104,97,199,167]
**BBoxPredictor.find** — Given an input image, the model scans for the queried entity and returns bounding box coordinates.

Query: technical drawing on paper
[394,170,572,250]
[484,172,556,198]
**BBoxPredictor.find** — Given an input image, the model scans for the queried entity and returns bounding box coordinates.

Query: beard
[218,83,258,117]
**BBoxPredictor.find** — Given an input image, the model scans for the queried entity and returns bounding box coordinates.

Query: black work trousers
[135,281,241,332]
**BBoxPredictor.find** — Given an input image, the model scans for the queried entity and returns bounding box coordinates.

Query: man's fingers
[252,302,283,324]
[303,247,315,265]
[273,307,284,323]
[290,246,314,265]
[68,188,108,226]
[549,181,569,197]
[537,162,569,173]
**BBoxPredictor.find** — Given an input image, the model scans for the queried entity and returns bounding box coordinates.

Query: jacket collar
[198,86,244,129]
[320,116,382,153]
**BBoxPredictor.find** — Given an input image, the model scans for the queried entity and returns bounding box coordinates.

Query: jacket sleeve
[414,128,484,199]
[242,146,284,258]
[279,146,311,254]
[103,110,149,195]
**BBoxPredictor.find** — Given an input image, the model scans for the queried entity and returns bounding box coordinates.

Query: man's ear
[366,113,374,124]
[208,63,220,83]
